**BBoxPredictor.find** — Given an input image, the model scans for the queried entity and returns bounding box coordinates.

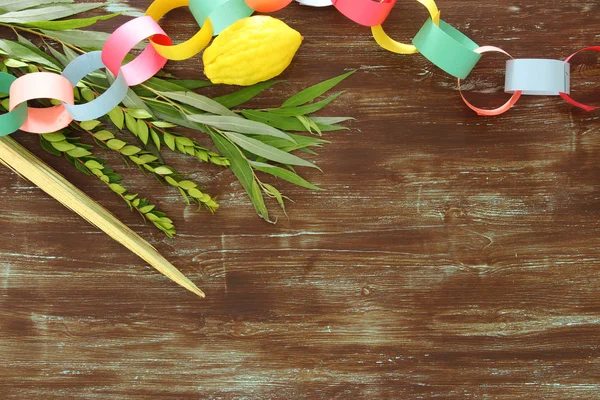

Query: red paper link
[332,0,396,27]
[560,46,600,112]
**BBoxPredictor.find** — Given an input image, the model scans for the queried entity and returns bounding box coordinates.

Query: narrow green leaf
[224,132,319,170]
[159,91,238,117]
[0,39,61,69]
[250,161,322,191]
[24,12,121,30]
[42,29,113,49]
[270,92,344,116]
[188,114,296,143]
[150,129,161,151]
[282,70,356,108]
[209,131,269,221]
[214,80,283,108]
[1,0,73,13]
[0,3,104,23]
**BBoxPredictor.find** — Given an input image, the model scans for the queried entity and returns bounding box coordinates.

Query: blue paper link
[61,51,129,121]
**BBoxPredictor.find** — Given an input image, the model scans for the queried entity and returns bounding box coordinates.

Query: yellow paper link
[146,0,213,61]
[371,0,440,55]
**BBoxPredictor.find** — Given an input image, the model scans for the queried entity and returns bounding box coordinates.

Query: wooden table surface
[1,1,600,398]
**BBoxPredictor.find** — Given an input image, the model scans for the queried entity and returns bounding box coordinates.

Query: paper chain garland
[0,0,598,138]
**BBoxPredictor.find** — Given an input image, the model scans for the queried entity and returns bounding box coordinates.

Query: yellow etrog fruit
[203,16,303,86]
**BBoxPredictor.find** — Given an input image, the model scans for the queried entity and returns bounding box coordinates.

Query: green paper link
[189,0,254,36]
[412,18,481,80]
[0,72,28,137]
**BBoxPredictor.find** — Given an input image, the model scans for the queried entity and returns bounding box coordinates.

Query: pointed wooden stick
[0,136,205,298]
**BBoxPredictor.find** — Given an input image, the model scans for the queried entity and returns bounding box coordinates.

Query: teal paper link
[61,51,129,122]
[412,18,482,80]
[189,0,254,36]
[0,72,28,137]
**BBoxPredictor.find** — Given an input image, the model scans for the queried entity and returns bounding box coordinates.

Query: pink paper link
[332,0,396,27]
[101,16,172,86]
[560,46,600,112]
[9,72,75,134]
[458,46,522,117]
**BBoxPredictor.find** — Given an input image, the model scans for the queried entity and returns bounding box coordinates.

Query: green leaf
[311,116,354,125]
[80,120,100,130]
[1,38,61,69]
[137,119,149,144]
[127,108,153,119]
[52,141,76,152]
[262,183,287,214]
[163,131,175,150]
[282,70,356,108]
[139,205,155,213]
[153,166,173,175]
[93,130,114,141]
[175,136,194,147]
[188,114,296,143]
[178,180,197,190]
[121,87,151,112]
[24,12,121,30]
[241,110,312,132]
[159,91,238,117]
[41,29,113,49]
[0,40,60,69]
[0,3,105,23]
[107,139,126,151]
[250,161,322,191]
[66,147,92,158]
[209,131,269,221]
[39,137,61,156]
[224,132,319,170]
[172,79,212,90]
[214,80,283,108]
[132,77,196,97]
[84,160,104,170]
[270,92,344,116]
[120,145,141,156]
[124,112,138,135]
[151,121,177,128]
[45,44,70,67]
[41,132,66,142]
[107,107,124,129]
[109,183,127,194]
[1,0,73,12]
[150,129,161,151]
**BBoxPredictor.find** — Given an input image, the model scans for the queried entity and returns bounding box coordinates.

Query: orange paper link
[244,0,293,12]
[9,72,75,133]
[458,46,522,116]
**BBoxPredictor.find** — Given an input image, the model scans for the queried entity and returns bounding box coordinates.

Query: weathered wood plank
[1,0,599,398]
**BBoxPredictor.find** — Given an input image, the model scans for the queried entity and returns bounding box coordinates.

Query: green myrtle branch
[39,132,176,237]
[72,120,219,212]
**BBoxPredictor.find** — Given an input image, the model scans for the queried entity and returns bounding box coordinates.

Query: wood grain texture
[1,1,600,398]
